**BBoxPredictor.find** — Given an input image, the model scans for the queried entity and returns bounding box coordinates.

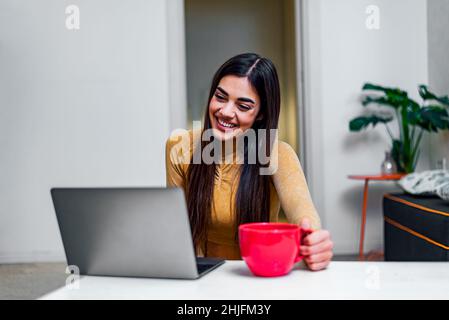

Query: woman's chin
[210,127,239,141]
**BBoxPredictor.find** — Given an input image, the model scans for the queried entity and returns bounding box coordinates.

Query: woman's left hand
[299,218,333,271]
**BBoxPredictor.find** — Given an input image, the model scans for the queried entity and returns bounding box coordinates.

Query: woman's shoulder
[276,140,295,153]
[269,140,302,177]
[274,140,299,160]
[165,128,201,165]
[166,128,191,141]
[166,128,201,147]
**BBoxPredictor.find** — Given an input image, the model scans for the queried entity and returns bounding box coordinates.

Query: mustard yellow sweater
[165,129,321,260]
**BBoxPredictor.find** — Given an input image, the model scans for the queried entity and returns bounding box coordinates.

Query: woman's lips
[215,116,238,132]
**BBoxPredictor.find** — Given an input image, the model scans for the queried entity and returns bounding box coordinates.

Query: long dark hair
[186,53,281,254]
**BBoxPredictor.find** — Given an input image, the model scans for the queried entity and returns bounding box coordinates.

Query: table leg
[359,179,369,261]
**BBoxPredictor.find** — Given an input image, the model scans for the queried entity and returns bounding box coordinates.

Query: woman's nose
[219,102,235,119]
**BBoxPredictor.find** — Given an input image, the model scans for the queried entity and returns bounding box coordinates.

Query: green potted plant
[349,83,449,173]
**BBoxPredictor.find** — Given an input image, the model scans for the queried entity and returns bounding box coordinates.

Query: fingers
[300,239,333,256]
[305,250,333,265]
[301,229,333,272]
[299,228,333,272]
[307,260,331,272]
[303,229,331,246]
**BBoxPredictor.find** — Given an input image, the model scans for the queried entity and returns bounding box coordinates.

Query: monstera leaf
[349,114,393,132]
[362,83,411,109]
[419,85,449,107]
[417,106,449,132]
[362,83,408,97]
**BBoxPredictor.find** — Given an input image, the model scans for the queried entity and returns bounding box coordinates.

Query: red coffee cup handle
[295,228,313,263]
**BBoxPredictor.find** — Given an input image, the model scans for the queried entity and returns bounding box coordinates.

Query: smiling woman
[209,76,262,140]
[166,53,333,271]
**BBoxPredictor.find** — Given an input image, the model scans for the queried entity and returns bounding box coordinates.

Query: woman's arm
[272,141,333,271]
[271,141,321,229]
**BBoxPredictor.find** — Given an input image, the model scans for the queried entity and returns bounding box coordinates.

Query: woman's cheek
[240,113,257,129]
[209,102,222,114]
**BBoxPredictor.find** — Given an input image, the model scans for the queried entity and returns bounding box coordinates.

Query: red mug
[239,223,312,277]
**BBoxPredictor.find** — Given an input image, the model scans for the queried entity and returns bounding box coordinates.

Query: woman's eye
[215,94,226,101]
[239,105,251,111]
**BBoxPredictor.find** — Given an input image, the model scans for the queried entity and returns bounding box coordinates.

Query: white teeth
[218,118,237,128]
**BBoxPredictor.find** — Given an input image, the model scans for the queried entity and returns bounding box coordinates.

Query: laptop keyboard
[197,263,215,274]
[196,257,224,275]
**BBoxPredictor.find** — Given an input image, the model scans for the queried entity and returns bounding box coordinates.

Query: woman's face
[208,75,261,141]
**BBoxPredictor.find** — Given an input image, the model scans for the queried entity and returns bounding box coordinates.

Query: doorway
[184,0,301,153]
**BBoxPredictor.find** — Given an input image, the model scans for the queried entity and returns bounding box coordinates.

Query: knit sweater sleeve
[271,141,322,230]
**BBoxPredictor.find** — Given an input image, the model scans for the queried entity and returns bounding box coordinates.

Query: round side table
[348,174,406,261]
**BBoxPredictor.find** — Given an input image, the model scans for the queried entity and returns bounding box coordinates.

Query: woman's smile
[208,75,261,140]
[214,116,239,132]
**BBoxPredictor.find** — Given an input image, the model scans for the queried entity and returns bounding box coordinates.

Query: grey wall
[0,0,185,263]
[428,0,449,168]
[303,0,429,254]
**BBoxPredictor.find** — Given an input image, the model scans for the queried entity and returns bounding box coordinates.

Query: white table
[40,261,449,300]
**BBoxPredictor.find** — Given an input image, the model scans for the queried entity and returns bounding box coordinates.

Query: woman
[166,53,333,271]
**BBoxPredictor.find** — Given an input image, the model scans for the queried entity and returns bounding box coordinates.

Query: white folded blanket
[398,170,449,201]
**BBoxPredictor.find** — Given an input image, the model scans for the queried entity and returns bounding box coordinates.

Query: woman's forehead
[217,75,259,102]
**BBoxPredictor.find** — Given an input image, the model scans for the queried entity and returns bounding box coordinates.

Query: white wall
[0,0,185,263]
[302,0,429,254]
[428,0,449,168]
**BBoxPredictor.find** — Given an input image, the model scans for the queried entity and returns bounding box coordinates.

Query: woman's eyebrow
[237,97,255,104]
[216,87,229,96]
[216,87,255,104]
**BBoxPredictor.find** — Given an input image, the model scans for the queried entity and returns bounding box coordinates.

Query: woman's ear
[256,113,264,121]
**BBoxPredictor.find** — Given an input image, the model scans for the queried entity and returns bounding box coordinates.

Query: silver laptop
[51,187,224,279]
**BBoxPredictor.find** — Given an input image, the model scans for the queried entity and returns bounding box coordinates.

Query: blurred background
[0,0,448,280]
